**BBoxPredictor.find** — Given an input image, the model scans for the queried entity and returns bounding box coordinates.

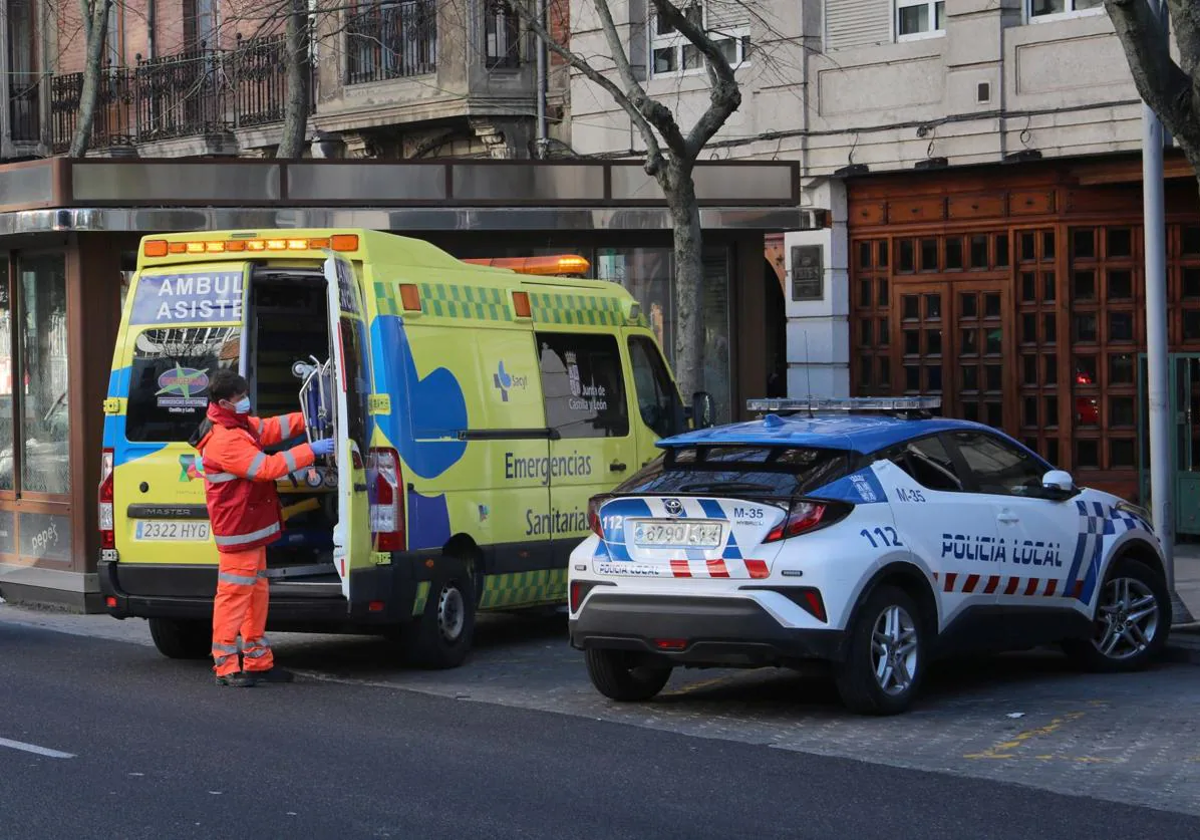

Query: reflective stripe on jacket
[194,404,315,553]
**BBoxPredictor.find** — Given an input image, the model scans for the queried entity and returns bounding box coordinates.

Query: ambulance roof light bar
[461,255,590,276]
[747,396,942,419]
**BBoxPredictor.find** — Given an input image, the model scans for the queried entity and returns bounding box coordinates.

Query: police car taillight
[764,501,827,543]
[587,495,610,538]
[98,448,115,550]
[370,447,404,552]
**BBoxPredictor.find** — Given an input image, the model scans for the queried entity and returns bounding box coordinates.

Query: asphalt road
[3,622,1200,840]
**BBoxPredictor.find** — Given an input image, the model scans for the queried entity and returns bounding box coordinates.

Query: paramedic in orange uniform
[191,369,335,687]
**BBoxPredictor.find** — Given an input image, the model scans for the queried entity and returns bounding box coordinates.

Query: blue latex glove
[310,437,336,458]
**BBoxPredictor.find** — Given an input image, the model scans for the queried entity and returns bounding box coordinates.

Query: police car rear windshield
[618,445,851,497]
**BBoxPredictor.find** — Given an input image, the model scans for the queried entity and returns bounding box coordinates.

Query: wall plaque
[791,245,824,301]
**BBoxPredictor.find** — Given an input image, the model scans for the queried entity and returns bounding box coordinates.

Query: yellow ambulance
[98,229,711,668]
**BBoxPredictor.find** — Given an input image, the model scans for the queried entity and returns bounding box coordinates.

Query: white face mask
[233,397,251,415]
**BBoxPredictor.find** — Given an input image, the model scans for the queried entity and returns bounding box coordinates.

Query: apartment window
[650,1,750,78]
[1028,0,1104,20]
[484,0,520,68]
[897,0,945,39]
[346,0,438,84]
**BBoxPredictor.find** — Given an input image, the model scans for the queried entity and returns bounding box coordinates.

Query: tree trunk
[661,161,706,403]
[276,0,310,158]
[68,0,112,158]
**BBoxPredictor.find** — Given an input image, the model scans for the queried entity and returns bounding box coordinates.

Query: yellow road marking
[964,711,1086,760]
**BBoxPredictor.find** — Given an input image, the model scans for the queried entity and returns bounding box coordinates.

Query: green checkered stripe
[418,283,513,321]
[528,292,624,327]
[478,569,568,610]
[375,282,401,316]
[411,581,431,617]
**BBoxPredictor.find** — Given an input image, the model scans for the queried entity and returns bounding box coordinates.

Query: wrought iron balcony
[345,0,438,85]
[48,37,308,152]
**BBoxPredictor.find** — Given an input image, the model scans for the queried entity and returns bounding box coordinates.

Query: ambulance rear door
[322,251,376,602]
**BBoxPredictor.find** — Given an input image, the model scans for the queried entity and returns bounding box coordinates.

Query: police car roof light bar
[746,396,942,417]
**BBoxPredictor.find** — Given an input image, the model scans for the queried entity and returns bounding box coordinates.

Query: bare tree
[1106,1,1200,190]
[68,0,113,157]
[276,0,312,157]
[517,0,743,400]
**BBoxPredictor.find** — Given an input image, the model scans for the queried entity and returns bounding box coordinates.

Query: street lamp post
[1143,0,1194,625]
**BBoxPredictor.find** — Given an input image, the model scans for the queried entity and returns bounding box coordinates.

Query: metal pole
[1143,0,1194,625]
[534,0,549,158]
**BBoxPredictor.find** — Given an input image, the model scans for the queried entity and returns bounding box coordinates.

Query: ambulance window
[126,327,241,442]
[628,336,679,438]
[537,332,629,438]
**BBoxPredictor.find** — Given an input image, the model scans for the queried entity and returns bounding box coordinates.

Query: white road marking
[0,737,75,759]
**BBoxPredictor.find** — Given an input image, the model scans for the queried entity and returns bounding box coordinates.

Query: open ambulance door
[322,252,375,603]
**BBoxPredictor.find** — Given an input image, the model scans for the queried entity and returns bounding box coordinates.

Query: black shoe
[249,667,295,684]
[215,672,258,688]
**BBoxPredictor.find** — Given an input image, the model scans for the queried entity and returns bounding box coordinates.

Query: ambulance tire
[408,561,476,670]
[148,617,211,660]
[834,585,925,716]
[1062,557,1170,673]
[584,649,672,702]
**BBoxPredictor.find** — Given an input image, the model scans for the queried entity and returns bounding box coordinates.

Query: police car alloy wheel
[1063,557,1170,673]
[834,586,926,716]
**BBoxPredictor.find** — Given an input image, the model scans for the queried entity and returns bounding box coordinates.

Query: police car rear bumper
[97,559,408,627]
[570,593,846,667]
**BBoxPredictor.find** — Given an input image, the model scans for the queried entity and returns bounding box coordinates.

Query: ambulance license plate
[633,520,722,548]
[134,520,210,541]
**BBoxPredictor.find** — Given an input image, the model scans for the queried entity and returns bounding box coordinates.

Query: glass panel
[879,241,889,267]
[961,329,979,355]
[1074,313,1097,343]
[879,356,890,386]
[904,330,920,355]
[538,332,629,438]
[1109,352,1134,384]
[859,279,871,307]
[879,317,889,346]
[963,365,979,391]
[899,240,915,272]
[1075,355,1097,384]
[984,293,1001,318]
[964,402,980,422]
[970,235,988,269]
[18,254,69,494]
[925,293,941,319]
[858,242,872,269]
[1020,232,1036,262]
[935,0,945,28]
[985,328,1002,355]
[904,365,920,391]
[1024,437,1039,454]
[1110,396,1135,427]
[1021,313,1037,344]
[1045,354,1058,385]
[1043,272,1056,302]
[1046,437,1060,465]
[1044,313,1057,343]
[920,239,938,272]
[898,3,930,35]
[1110,438,1136,469]
[653,47,677,74]
[1076,438,1100,468]
[1184,310,1200,341]
[1073,270,1096,300]
[926,329,942,355]
[945,238,963,270]
[1042,231,1056,261]
[1108,228,1133,258]
[0,262,10,490]
[1023,355,1037,385]
[927,364,943,391]
[1024,397,1037,427]
[1072,228,1096,259]
[127,327,241,442]
[628,336,682,438]
[1108,269,1133,300]
[860,319,872,347]
[1109,311,1134,343]
[902,294,919,320]
[985,364,1002,391]
[1021,272,1036,303]
[1045,396,1059,427]
[1184,267,1200,300]
[859,357,872,387]
[960,292,977,318]
[1075,397,1100,428]
[986,402,1003,428]
[996,234,1010,267]
[878,278,889,307]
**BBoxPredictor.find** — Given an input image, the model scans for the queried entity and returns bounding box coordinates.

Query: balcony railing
[346,0,438,85]
[49,36,311,152]
[9,75,41,144]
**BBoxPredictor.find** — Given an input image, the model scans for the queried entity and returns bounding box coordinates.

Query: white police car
[568,397,1171,715]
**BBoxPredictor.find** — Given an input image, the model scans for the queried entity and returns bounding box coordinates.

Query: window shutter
[824,0,890,51]
[705,0,749,31]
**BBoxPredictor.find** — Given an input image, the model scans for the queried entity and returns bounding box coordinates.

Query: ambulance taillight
[98,449,115,549]
[370,447,404,552]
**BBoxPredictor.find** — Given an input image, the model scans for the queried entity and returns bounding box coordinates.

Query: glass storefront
[18,254,70,496]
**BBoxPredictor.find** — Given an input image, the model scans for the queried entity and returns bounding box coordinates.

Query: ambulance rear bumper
[97,559,410,628]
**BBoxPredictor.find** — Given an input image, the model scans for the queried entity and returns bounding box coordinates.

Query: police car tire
[1062,557,1170,674]
[148,617,211,660]
[834,586,925,716]
[584,649,672,702]
[408,562,476,671]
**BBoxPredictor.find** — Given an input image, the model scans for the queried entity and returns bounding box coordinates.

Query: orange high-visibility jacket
[192,403,316,553]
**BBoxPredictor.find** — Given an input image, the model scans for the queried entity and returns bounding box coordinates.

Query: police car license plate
[134,520,210,541]
[633,521,722,549]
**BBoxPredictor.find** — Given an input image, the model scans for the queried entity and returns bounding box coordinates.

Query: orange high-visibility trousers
[211,546,274,677]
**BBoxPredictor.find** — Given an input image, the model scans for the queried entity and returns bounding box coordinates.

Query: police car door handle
[997,512,1019,524]
[610,460,627,473]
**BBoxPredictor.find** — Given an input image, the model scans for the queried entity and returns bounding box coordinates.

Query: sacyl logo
[493,362,527,402]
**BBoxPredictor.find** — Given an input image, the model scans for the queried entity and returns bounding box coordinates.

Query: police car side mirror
[691,391,715,430]
[1042,470,1076,499]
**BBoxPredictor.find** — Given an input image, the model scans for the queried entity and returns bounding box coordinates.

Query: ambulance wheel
[585,649,672,701]
[148,617,211,660]
[1063,557,1170,673]
[408,562,476,670]
[834,586,925,716]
